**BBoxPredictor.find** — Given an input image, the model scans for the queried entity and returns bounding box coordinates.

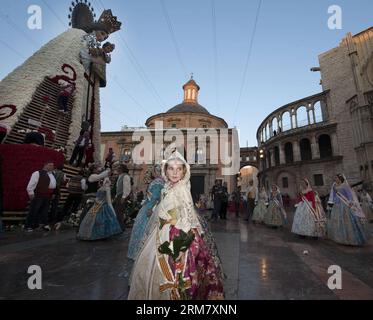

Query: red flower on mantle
[0,105,17,120]
[49,64,77,86]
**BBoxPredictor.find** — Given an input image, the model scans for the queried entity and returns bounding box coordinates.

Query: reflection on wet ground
[0,210,372,300]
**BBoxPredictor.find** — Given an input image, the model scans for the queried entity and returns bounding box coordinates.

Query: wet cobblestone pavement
[1,210,372,300]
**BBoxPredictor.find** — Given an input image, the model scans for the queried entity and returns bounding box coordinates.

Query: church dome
[167,102,210,114]
[166,77,210,114]
[145,76,228,129]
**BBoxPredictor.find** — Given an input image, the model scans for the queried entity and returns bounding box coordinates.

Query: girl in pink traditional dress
[291,178,326,238]
[128,150,224,300]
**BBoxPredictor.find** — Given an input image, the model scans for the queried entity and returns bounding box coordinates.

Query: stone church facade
[101,78,238,201]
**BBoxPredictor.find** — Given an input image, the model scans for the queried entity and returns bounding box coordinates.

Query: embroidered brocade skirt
[327,203,369,246]
[77,202,122,241]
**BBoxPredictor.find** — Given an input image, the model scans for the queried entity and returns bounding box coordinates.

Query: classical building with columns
[101,78,238,201]
[257,27,373,198]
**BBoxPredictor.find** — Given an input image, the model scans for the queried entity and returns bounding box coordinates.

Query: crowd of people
[202,174,373,247]
[22,159,141,237]
[16,149,226,300]
[1,142,373,300]
[2,9,373,300]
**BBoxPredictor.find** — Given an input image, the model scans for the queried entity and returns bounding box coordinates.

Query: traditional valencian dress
[327,179,370,246]
[252,189,268,223]
[128,151,225,300]
[291,181,326,237]
[263,186,286,227]
[77,178,122,241]
[127,175,164,261]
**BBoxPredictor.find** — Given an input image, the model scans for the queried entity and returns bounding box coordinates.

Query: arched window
[308,109,315,124]
[274,146,280,166]
[265,123,270,141]
[284,142,293,164]
[282,111,291,131]
[318,134,332,158]
[272,117,279,136]
[296,106,308,127]
[292,114,297,129]
[300,138,312,161]
[314,101,323,123]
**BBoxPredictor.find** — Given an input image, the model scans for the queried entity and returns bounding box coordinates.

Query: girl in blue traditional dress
[77,177,122,241]
[327,174,370,246]
[263,184,286,228]
[127,165,164,260]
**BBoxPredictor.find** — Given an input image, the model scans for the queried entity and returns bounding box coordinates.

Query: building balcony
[257,91,330,147]
[259,155,343,174]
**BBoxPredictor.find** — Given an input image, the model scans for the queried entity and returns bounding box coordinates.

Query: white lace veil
[161,150,191,190]
[301,178,313,194]
[329,174,364,216]
[271,184,280,194]
[159,150,202,234]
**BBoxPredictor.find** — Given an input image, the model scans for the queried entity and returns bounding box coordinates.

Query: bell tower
[183,75,200,104]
